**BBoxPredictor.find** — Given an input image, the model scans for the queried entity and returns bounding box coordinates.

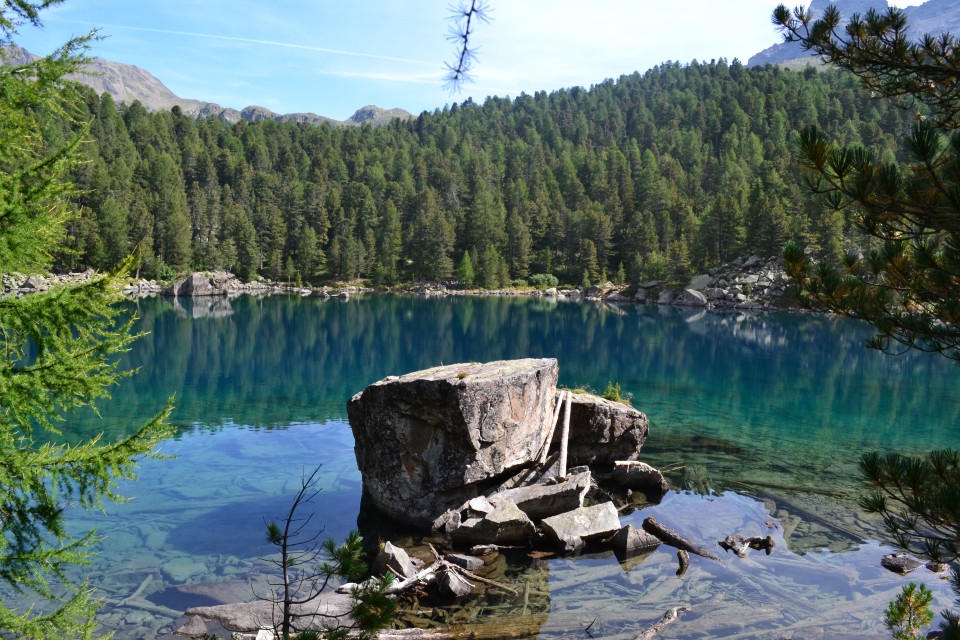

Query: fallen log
[642,516,719,561]
[632,606,691,640]
[718,534,775,558]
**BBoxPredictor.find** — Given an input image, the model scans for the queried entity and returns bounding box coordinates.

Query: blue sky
[13,0,928,121]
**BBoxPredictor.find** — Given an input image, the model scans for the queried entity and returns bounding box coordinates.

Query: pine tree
[0,4,173,637]
[775,4,960,360]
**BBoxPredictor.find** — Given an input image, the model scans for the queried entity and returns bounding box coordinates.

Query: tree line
[52,59,913,287]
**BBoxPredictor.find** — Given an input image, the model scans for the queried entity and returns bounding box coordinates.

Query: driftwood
[632,606,691,640]
[642,516,719,561]
[558,390,572,476]
[676,550,690,576]
[718,534,775,558]
[428,544,518,596]
[537,390,566,465]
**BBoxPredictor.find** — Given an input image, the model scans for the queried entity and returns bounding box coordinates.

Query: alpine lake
[38,294,960,639]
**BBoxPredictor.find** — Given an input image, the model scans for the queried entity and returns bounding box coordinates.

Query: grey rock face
[657,289,676,305]
[560,393,648,466]
[541,503,621,552]
[347,358,559,526]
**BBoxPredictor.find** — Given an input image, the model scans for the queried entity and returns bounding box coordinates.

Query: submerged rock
[611,524,661,561]
[612,460,669,500]
[347,358,558,526]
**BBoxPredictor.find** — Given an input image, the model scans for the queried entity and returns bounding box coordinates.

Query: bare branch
[443,0,491,93]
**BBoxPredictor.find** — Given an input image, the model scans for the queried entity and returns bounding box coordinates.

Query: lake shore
[3,254,802,313]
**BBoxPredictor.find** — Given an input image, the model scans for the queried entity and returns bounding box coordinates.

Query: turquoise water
[44,295,960,638]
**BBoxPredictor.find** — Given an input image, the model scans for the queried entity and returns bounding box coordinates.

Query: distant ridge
[0,44,413,127]
[748,0,960,67]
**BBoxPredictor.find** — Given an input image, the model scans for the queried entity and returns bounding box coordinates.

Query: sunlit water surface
[36,295,960,638]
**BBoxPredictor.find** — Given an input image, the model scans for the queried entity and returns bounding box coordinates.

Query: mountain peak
[1,45,413,127]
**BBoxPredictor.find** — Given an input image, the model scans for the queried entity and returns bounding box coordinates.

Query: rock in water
[347,359,559,527]
[561,393,649,465]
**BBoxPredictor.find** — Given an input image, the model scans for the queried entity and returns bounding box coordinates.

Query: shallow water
[29,295,960,638]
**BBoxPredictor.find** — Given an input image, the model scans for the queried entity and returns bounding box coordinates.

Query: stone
[677,289,708,307]
[187,590,354,633]
[657,289,675,305]
[612,461,669,499]
[881,553,923,574]
[452,497,536,544]
[742,255,762,268]
[558,393,648,466]
[604,291,629,302]
[705,287,726,300]
[585,285,601,298]
[686,274,713,291]
[445,553,485,572]
[740,274,760,285]
[926,561,949,573]
[634,289,648,302]
[541,502,621,552]
[543,287,558,297]
[22,275,46,290]
[175,615,209,637]
[374,541,418,580]
[164,272,229,297]
[610,524,661,560]
[436,565,473,598]
[347,358,558,527]
[494,468,591,520]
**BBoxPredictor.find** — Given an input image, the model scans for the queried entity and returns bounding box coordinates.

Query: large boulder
[164,272,230,297]
[347,359,559,527]
[557,393,649,466]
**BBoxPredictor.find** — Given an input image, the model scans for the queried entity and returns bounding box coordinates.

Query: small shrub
[528,273,559,290]
[457,371,468,379]
[602,381,632,405]
[886,582,934,640]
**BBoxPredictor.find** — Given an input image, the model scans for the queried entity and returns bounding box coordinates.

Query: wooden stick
[675,550,690,576]
[632,606,691,640]
[537,390,565,466]
[642,516,719,561]
[558,390,572,477]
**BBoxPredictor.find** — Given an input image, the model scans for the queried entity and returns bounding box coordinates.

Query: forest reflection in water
[52,294,960,638]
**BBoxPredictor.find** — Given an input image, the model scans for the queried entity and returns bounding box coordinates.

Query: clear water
[37,295,960,638]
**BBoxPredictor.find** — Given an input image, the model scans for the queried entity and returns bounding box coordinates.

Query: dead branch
[642,516,719,560]
[632,606,692,640]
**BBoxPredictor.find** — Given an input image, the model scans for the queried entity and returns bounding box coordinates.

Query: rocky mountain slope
[748,0,960,67]
[1,45,412,127]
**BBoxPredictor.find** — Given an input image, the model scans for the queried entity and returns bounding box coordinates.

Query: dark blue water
[51,295,960,638]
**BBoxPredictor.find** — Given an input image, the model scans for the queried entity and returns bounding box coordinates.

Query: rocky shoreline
[3,254,797,313]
